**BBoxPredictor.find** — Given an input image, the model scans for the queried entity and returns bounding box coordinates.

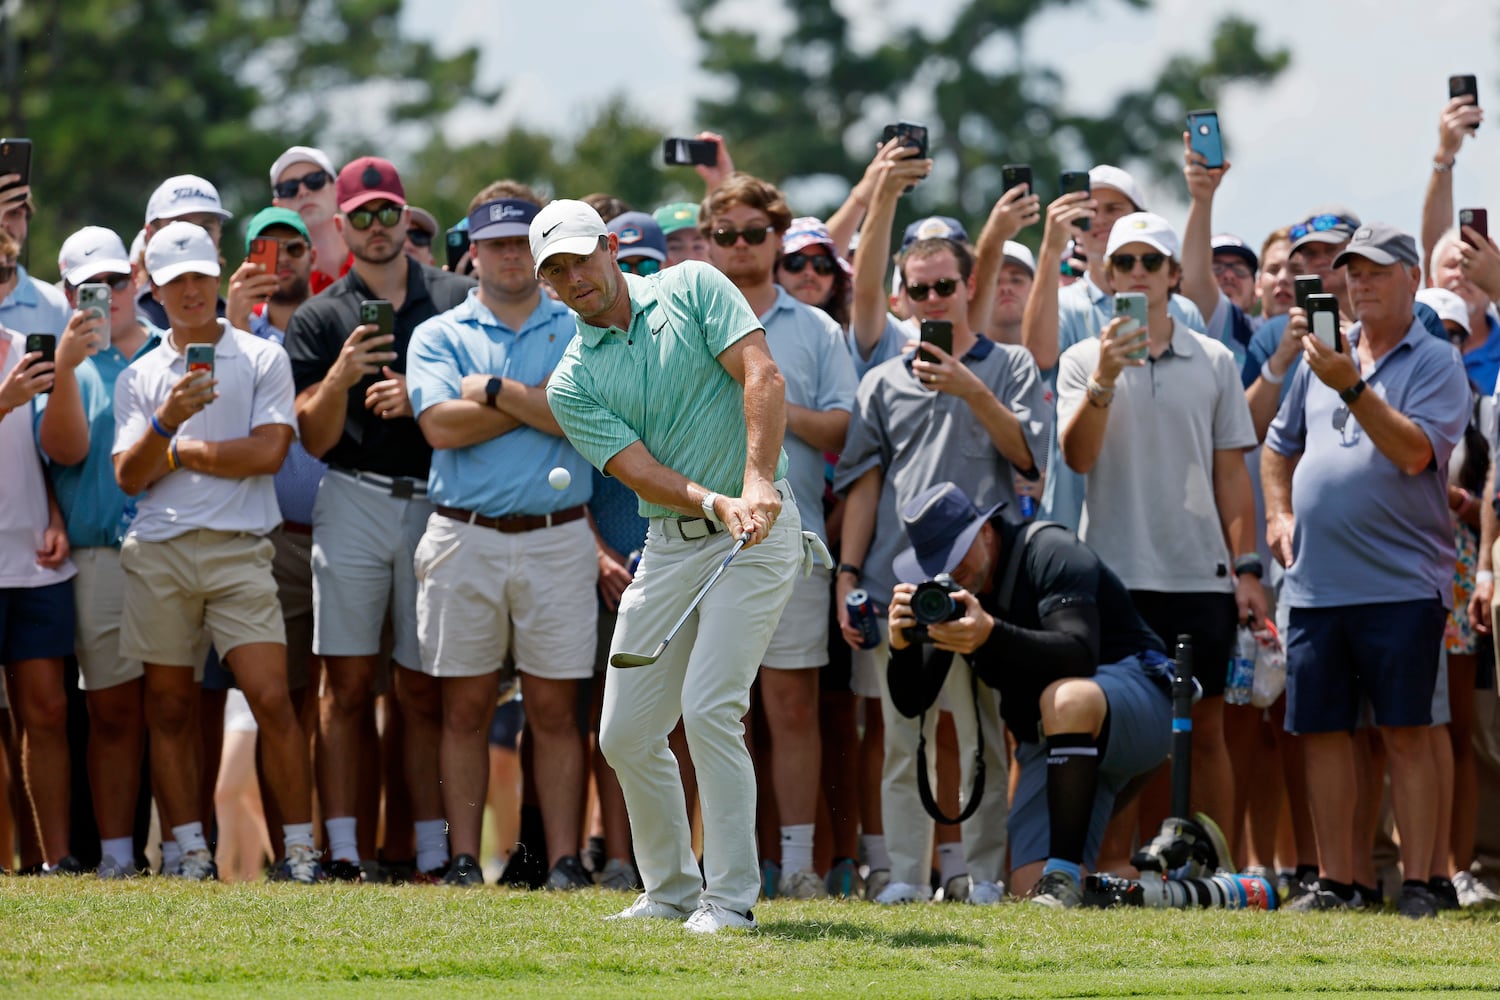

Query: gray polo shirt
[834,336,1050,605]
[1265,317,1470,609]
[1058,320,1257,593]
[760,287,857,544]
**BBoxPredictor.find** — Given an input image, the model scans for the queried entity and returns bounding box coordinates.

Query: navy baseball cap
[893,482,1006,583]
[468,198,539,241]
[608,211,667,263]
[901,216,968,250]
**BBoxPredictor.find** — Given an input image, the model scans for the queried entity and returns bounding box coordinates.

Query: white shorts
[761,566,830,669]
[414,513,597,680]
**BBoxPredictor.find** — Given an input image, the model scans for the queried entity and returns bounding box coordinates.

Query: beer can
[846,589,881,650]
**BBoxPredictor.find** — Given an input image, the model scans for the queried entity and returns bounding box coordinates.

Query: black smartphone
[1451,74,1479,131]
[663,137,719,167]
[1306,293,1340,352]
[1059,171,1091,231]
[881,122,928,159]
[1293,274,1323,314]
[25,332,54,391]
[1460,208,1489,246]
[185,342,215,379]
[359,299,394,342]
[1186,109,1224,169]
[445,227,470,272]
[1001,164,1033,195]
[919,319,953,358]
[0,138,32,198]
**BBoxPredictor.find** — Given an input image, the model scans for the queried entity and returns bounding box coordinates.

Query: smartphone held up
[1186,110,1224,169]
[1113,293,1149,361]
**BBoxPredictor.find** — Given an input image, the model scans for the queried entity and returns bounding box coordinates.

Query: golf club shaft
[611,531,751,667]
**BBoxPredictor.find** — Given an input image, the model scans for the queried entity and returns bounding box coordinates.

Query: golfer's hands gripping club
[711,477,781,548]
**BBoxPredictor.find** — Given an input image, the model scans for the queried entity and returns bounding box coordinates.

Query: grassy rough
[1,881,1498,998]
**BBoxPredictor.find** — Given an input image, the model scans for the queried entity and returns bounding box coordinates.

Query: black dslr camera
[906,573,963,642]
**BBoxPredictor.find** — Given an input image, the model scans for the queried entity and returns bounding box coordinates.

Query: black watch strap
[485,376,503,408]
[1338,379,1366,404]
[836,562,862,581]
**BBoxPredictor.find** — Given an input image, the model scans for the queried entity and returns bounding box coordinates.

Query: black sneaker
[1397,881,1437,919]
[325,859,362,883]
[1428,876,1461,911]
[1283,881,1357,912]
[498,844,547,890]
[41,855,86,876]
[544,854,593,891]
[442,854,484,887]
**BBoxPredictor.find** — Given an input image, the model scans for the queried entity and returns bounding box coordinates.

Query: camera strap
[914,518,1063,825]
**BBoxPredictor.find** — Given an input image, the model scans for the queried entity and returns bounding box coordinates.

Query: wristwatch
[700,491,722,523]
[1338,379,1367,404]
[484,376,503,408]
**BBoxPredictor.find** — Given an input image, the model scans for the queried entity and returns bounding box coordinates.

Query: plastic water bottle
[116,500,137,545]
[1225,627,1256,705]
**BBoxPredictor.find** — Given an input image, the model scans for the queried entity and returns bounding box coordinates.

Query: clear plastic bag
[1249,619,1286,708]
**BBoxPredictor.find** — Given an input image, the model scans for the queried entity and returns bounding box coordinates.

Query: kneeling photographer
[887,482,1173,908]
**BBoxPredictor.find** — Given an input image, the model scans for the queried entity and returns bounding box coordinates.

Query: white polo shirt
[113,320,295,542]
[0,330,75,588]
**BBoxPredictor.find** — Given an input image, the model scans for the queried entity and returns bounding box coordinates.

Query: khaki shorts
[72,547,144,691]
[761,566,831,669]
[120,530,284,668]
[414,513,597,680]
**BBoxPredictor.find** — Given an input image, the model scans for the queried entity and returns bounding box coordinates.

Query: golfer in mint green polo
[539,199,799,934]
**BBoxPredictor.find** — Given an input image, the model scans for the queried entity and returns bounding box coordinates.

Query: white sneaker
[874,880,933,905]
[281,843,324,884]
[778,868,828,900]
[939,874,971,902]
[605,892,693,922]
[173,848,218,882]
[1453,870,1500,909]
[684,902,757,934]
[967,880,1005,905]
[862,868,891,902]
[97,854,133,880]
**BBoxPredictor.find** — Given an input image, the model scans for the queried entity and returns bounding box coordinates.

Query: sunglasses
[347,205,403,230]
[711,225,774,247]
[781,253,837,276]
[272,170,330,200]
[271,238,310,259]
[407,229,433,248]
[905,278,959,301]
[1289,214,1357,242]
[74,273,133,291]
[619,258,661,276]
[1110,252,1168,273]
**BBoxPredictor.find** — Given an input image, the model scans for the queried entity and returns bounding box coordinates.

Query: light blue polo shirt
[1039,275,1205,531]
[760,287,857,543]
[0,266,71,336]
[35,326,159,548]
[847,313,915,380]
[408,289,590,517]
[1265,317,1470,609]
[546,262,789,519]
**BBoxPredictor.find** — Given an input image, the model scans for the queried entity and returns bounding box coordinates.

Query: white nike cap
[530,199,608,277]
[58,226,132,286]
[145,221,222,285]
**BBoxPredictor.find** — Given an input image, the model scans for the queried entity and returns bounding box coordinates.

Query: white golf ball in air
[548,466,572,491]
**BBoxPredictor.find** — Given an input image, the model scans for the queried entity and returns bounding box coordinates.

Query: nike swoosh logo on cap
[83,247,98,255]
[542,223,562,238]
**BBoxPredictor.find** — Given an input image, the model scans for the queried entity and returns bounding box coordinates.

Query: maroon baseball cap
[336,156,406,213]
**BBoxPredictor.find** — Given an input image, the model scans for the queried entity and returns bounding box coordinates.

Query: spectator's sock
[937,842,967,884]
[160,839,181,874]
[1041,857,1083,883]
[415,819,450,872]
[1044,732,1100,866]
[172,822,208,855]
[780,824,814,874]
[861,834,891,872]
[325,816,359,864]
[1352,881,1380,904]
[100,837,132,865]
[282,822,315,855]
[1321,878,1355,902]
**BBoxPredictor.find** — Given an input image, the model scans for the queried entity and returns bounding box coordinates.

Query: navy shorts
[1009,653,1173,870]
[0,581,75,663]
[1129,590,1238,699]
[488,697,524,749]
[1285,599,1446,734]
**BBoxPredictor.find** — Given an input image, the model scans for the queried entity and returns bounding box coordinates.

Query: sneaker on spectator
[595,858,643,892]
[939,873,971,902]
[41,855,85,876]
[1028,870,1082,909]
[270,844,324,884]
[412,863,450,886]
[874,880,932,905]
[778,868,827,900]
[325,859,361,883]
[606,892,693,921]
[967,880,1005,905]
[97,854,133,880]
[498,844,547,890]
[863,868,891,902]
[581,835,606,877]
[1428,876,1460,911]
[175,849,218,882]
[824,858,861,898]
[359,859,392,884]
[1397,882,1437,919]
[1453,870,1500,909]
[1284,882,1357,912]
[684,902,757,934]
[544,855,593,890]
[443,854,485,887]
[760,859,781,900]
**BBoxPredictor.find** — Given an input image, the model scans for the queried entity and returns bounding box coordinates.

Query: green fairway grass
[2,880,1498,999]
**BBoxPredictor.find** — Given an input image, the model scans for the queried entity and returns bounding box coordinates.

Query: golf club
[609,530,752,668]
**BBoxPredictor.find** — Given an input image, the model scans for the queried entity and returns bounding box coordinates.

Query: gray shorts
[311,469,433,669]
[1008,653,1172,870]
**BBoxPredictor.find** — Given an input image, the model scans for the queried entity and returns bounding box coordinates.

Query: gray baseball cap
[1333,222,1420,269]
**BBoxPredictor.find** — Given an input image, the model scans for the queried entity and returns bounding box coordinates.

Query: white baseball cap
[57,226,132,286]
[1002,240,1037,277]
[145,221,222,285]
[269,145,336,186]
[1106,212,1180,260]
[530,199,608,276]
[145,174,232,225]
[1416,287,1472,337]
[1089,165,1147,211]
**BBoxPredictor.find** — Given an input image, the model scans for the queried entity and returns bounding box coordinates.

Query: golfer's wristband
[700,491,723,523]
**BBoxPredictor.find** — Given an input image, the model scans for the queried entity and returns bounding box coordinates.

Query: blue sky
[404,0,1500,248]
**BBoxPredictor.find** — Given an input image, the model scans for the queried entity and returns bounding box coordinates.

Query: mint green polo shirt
[546,262,789,519]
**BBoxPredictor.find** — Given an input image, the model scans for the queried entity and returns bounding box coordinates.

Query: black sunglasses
[74,273,133,291]
[407,229,433,248]
[619,258,661,276]
[781,253,837,276]
[272,170,330,200]
[711,225,774,247]
[1110,252,1168,273]
[347,205,404,230]
[906,278,959,301]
